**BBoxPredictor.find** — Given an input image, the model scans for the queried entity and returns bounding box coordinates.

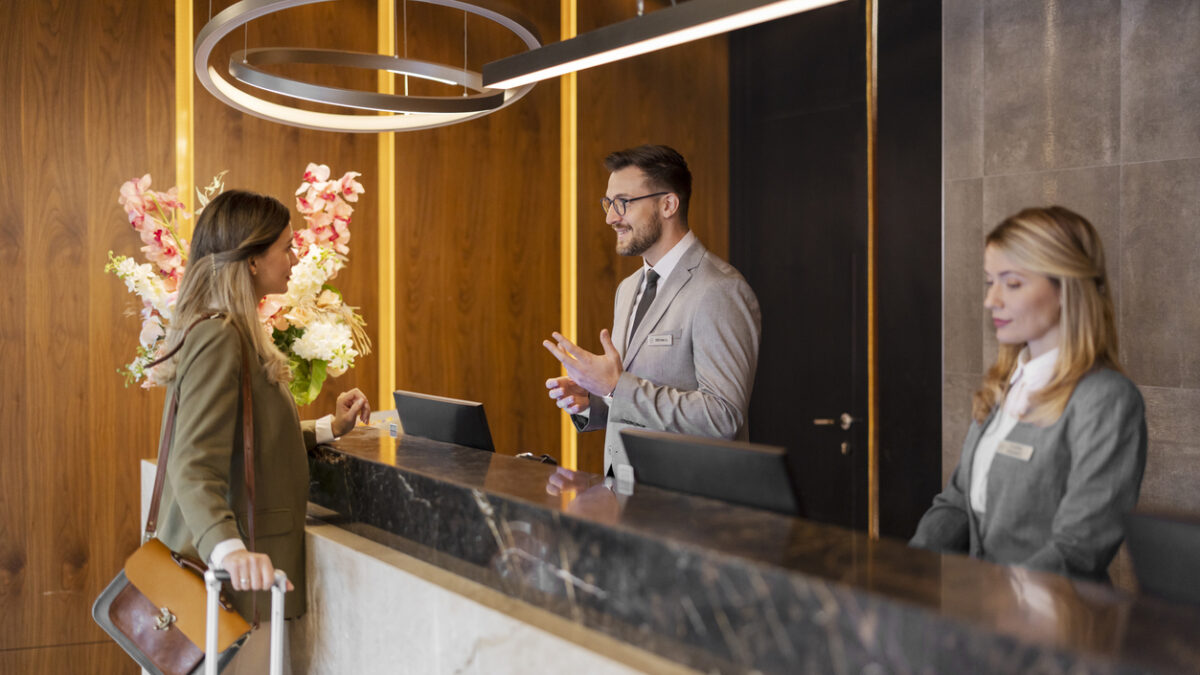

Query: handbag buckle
[153,606,176,631]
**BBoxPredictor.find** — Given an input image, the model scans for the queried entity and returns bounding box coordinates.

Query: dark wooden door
[731,0,941,535]
[731,1,869,529]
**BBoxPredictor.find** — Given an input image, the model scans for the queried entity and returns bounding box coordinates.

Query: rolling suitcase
[204,568,289,675]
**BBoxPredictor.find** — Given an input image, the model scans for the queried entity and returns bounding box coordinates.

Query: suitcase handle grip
[203,569,289,675]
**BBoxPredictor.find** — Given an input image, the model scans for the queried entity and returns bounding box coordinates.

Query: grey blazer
[910,368,1147,582]
[574,237,762,473]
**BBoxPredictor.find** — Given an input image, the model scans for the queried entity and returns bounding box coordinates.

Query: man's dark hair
[604,144,692,223]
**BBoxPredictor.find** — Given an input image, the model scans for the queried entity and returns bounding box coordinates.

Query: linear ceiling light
[195,0,541,133]
[483,0,843,90]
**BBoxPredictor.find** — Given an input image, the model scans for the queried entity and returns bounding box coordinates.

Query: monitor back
[392,389,495,452]
[1125,511,1200,605]
[619,429,799,515]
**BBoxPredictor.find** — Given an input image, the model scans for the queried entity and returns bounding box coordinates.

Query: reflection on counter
[309,426,1200,674]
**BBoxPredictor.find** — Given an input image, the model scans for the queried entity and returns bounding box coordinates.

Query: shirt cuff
[210,538,247,569]
[315,414,336,443]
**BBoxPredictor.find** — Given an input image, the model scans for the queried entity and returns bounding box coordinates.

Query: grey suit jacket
[574,237,762,473]
[910,368,1147,582]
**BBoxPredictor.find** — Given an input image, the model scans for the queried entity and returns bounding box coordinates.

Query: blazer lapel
[612,272,639,358]
[622,241,705,368]
[961,409,995,548]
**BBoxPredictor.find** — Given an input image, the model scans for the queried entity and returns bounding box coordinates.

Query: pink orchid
[301,163,331,186]
[339,172,364,202]
[119,175,153,217]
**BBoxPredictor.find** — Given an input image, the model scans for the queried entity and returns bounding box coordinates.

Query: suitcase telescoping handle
[203,568,288,675]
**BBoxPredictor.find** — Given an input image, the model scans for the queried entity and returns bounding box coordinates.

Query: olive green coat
[155,318,315,619]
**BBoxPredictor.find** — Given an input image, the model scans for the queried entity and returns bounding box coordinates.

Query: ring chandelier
[195,0,542,133]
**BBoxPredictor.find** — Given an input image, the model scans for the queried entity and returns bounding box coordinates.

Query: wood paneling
[0,0,173,656]
[193,0,380,419]
[392,2,563,458]
[574,2,730,473]
[0,0,30,651]
[0,641,135,674]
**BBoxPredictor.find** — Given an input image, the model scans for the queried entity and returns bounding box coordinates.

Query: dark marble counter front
[309,427,1200,674]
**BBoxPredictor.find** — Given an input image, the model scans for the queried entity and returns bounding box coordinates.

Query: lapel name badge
[996,440,1034,462]
[647,334,673,346]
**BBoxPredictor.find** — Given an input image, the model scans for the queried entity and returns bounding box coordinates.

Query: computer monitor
[618,429,800,515]
[392,390,495,452]
[1124,511,1200,605]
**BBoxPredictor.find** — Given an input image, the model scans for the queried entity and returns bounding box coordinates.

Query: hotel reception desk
[143,426,1200,674]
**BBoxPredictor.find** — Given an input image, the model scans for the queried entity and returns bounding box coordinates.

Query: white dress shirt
[970,347,1059,515]
[626,230,695,346]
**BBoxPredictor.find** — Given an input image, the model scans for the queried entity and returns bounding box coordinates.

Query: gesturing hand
[546,375,590,415]
[332,388,371,437]
[542,330,623,398]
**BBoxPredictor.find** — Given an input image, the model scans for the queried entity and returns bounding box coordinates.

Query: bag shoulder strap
[143,315,257,556]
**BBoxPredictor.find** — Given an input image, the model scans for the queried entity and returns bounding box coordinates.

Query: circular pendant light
[194,0,542,133]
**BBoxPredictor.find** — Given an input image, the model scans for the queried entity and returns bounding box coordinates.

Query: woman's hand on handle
[332,388,371,437]
[221,550,294,591]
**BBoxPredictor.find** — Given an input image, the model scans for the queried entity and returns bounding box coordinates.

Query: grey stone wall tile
[945,179,984,373]
[1121,0,1200,162]
[1119,159,1200,388]
[942,371,982,484]
[944,0,984,179]
[982,0,1121,174]
[1137,441,1200,514]
[1139,386,1200,445]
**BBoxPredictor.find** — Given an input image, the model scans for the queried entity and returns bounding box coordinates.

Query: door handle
[813,413,858,431]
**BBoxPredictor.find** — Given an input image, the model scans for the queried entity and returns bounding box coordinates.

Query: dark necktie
[629,269,660,338]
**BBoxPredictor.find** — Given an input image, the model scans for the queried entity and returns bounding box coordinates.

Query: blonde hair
[165,190,292,384]
[973,206,1120,425]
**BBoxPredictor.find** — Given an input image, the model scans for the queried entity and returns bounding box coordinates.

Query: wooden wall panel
[193,0,380,419]
[0,642,134,674]
[84,0,176,646]
[23,0,93,646]
[574,2,730,473]
[0,0,31,652]
[392,1,562,458]
[0,0,171,662]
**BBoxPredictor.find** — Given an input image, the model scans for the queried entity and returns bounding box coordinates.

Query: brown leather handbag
[92,316,257,675]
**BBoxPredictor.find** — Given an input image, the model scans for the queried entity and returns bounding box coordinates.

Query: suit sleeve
[608,277,761,439]
[910,453,972,554]
[1021,378,1147,579]
[164,323,245,562]
[571,394,608,432]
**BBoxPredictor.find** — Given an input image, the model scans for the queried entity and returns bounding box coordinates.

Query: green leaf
[288,358,327,406]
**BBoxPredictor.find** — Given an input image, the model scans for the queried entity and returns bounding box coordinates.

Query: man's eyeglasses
[600,192,668,217]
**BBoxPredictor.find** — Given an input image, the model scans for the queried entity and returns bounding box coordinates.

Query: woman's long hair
[164,190,292,384]
[972,206,1120,425]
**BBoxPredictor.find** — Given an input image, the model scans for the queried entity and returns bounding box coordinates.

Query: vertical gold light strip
[377,0,398,410]
[865,0,880,540]
[559,0,579,470]
[175,0,195,236]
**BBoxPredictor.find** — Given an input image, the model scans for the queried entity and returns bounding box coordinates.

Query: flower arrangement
[260,164,370,404]
[106,164,370,405]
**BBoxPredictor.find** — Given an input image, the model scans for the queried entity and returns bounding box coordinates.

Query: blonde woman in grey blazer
[911,206,1146,582]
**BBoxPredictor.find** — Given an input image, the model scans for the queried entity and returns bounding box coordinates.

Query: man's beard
[616,211,662,257]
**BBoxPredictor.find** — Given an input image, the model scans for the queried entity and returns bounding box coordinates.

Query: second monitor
[392,389,495,452]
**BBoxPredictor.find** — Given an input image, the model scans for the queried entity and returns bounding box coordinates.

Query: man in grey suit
[544,145,761,475]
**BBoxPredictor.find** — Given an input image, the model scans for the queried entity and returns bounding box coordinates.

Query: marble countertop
[309,427,1200,674]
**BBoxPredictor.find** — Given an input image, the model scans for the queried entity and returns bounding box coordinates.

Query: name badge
[647,334,673,346]
[996,440,1035,462]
